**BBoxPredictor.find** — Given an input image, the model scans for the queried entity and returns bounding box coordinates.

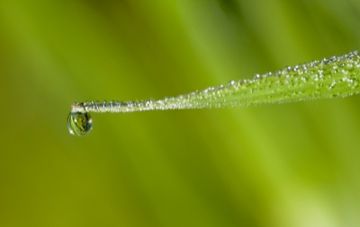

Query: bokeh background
[1,0,360,226]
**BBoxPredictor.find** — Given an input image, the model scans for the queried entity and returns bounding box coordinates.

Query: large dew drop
[67,112,93,136]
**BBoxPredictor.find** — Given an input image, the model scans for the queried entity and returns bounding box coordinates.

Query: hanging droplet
[67,112,93,136]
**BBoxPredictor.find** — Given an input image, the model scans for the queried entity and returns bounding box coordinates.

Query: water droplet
[254,74,261,79]
[67,112,93,136]
[329,80,337,90]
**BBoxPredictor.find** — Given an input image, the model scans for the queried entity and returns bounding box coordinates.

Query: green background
[1,0,360,226]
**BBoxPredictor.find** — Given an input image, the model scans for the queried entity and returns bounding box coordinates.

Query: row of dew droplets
[321,51,360,97]
[263,50,360,100]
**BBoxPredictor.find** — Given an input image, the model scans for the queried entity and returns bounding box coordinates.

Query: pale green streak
[68,51,360,135]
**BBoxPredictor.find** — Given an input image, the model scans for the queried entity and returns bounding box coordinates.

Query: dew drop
[329,80,337,90]
[67,112,93,136]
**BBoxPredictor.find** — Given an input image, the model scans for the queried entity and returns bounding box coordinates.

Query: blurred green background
[1,0,360,226]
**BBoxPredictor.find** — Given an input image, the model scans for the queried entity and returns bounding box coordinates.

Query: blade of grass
[72,50,360,113]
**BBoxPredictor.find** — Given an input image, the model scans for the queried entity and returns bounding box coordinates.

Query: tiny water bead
[67,111,93,136]
[68,50,360,136]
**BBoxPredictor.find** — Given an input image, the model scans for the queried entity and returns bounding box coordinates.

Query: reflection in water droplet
[67,112,93,136]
